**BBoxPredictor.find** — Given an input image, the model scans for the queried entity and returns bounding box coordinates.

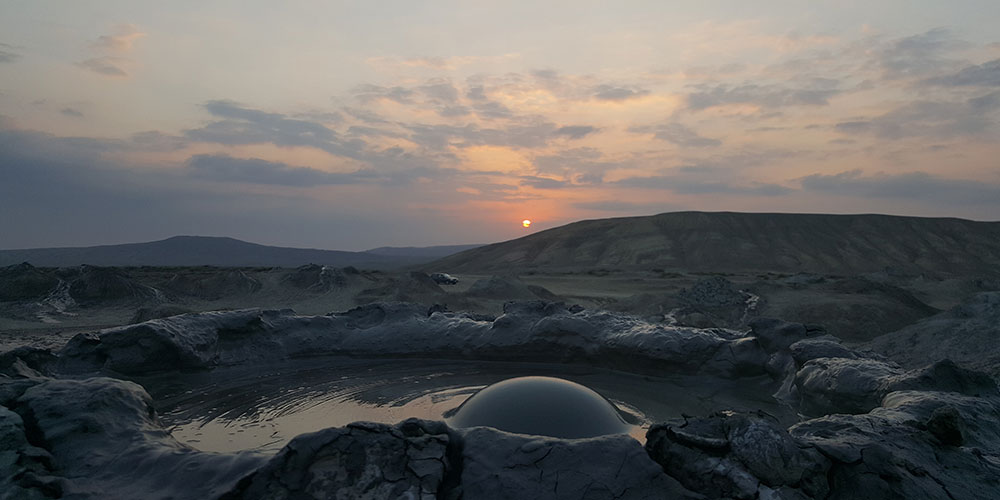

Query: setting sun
[522,219,532,228]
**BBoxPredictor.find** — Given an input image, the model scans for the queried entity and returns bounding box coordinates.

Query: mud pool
[135,357,796,453]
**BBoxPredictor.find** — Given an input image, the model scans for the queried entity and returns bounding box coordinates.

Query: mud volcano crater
[142,356,788,453]
[5,302,999,499]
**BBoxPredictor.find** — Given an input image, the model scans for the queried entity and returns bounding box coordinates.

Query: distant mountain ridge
[0,236,476,269]
[364,244,484,258]
[427,212,1000,276]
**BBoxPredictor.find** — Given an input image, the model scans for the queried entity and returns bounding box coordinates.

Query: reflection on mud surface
[136,357,794,453]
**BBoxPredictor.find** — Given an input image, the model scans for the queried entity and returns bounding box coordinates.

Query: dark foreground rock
[223,420,453,500]
[458,427,695,500]
[1,376,264,500]
[646,411,830,499]
[129,304,193,324]
[749,316,999,418]
[793,358,998,417]
[226,420,696,500]
[645,391,1000,500]
[2,364,999,499]
[790,390,1000,499]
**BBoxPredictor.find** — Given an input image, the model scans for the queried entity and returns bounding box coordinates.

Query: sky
[2,1,999,251]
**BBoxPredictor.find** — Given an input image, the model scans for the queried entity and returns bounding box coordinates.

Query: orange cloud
[92,24,146,52]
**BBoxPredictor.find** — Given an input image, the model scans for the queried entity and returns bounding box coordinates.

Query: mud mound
[466,276,556,301]
[354,271,446,304]
[396,271,447,300]
[281,264,360,291]
[164,268,262,299]
[65,266,159,305]
[0,263,58,302]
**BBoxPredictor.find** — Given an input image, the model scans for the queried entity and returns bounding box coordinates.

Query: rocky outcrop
[644,389,1000,500]
[228,420,695,500]
[0,405,55,500]
[129,304,193,324]
[460,427,696,500]
[55,301,771,377]
[646,411,830,499]
[753,275,939,342]
[224,419,453,500]
[793,358,998,417]
[679,276,747,309]
[748,317,1000,419]
[794,357,907,416]
[751,318,827,352]
[866,292,1000,377]
[2,376,264,500]
[790,390,1000,499]
[788,338,858,364]
[669,276,760,328]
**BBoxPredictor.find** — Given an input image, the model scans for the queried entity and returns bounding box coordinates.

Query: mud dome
[446,376,633,438]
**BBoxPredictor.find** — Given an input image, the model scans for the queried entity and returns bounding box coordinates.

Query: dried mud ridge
[2,301,999,499]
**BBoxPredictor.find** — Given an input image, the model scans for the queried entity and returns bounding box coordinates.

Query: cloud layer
[2,12,1000,249]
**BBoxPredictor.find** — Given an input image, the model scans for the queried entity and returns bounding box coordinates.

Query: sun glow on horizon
[522,219,532,228]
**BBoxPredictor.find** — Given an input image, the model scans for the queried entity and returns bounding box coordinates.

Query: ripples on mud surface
[134,357,795,454]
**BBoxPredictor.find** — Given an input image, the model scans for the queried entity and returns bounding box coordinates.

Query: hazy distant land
[0,235,483,269]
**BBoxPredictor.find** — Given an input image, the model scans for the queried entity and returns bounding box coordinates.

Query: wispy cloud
[572,200,683,213]
[628,123,721,147]
[519,175,572,189]
[354,84,415,104]
[923,58,1000,87]
[0,42,20,63]
[60,107,84,118]
[800,169,1000,205]
[91,24,145,52]
[77,57,129,77]
[188,154,377,186]
[553,125,599,139]
[78,25,145,77]
[366,53,520,71]
[834,92,1000,139]
[874,28,967,81]
[186,100,366,158]
[614,174,793,196]
[532,148,621,179]
[686,83,840,110]
[593,84,650,102]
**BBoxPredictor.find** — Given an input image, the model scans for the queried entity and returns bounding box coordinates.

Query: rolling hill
[0,236,472,269]
[426,212,1000,276]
